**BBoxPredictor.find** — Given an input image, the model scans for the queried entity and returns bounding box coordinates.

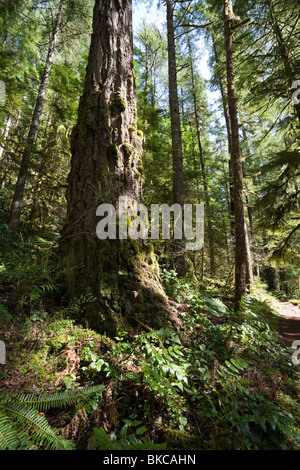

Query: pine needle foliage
[255,149,300,261]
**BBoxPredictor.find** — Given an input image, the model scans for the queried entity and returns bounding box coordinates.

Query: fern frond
[0,410,20,450]
[239,293,252,316]
[15,385,105,412]
[1,399,71,450]
[0,385,104,450]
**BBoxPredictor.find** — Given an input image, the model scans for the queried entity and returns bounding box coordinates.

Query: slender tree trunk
[188,119,204,277]
[151,41,162,109]
[8,0,64,230]
[166,0,185,208]
[219,142,231,222]
[186,32,216,276]
[188,120,201,204]
[211,34,235,239]
[143,22,150,108]
[166,0,187,276]
[224,0,253,310]
[240,118,260,278]
[219,141,233,265]
[60,0,168,335]
[151,51,158,108]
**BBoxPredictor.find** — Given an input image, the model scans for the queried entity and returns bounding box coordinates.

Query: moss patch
[164,429,199,450]
[137,130,144,140]
[123,143,136,167]
[0,315,112,393]
[111,90,126,112]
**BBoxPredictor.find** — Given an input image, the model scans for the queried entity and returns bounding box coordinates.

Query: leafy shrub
[203,357,300,449]
[90,420,166,450]
[134,328,190,423]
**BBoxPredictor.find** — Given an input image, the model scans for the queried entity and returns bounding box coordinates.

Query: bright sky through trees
[133,1,165,32]
[133,2,219,107]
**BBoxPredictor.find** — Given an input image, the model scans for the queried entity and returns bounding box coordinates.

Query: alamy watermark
[96,197,204,251]
[0,341,5,365]
[292,340,300,366]
[291,80,300,106]
[0,80,5,105]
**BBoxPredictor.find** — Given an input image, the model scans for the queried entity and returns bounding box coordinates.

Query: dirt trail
[277,301,300,348]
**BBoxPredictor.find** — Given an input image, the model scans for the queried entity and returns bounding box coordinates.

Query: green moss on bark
[79,238,168,336]
[137,129,144,141]
[123,143,136,167]
[111,90,126,112]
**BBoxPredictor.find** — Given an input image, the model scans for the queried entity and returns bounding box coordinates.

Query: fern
[0,385,104,450]
[0,399,70,450]
[203,297,230,318]
[238,293,252,316]
[15,385,104,412]
[0,411,21,449]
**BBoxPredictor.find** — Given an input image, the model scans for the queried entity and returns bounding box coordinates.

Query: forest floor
[278,301,300,348]
[0,220,299,450]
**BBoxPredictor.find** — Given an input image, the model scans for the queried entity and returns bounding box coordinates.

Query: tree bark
[60,0,168,335]
[240,117,260,278]
[224,0,253,310]
[8,0,64,230]
[166,0,187,276]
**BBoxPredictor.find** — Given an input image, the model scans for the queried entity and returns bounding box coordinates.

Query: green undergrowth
[1,289,299,450]
[0,224,299,450]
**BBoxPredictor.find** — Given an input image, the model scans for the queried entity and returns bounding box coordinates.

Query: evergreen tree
[223,0,253,309]
[60,0,168,334]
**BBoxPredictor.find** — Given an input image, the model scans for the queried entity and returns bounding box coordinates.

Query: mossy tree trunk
[224,0,253,310]
[61,0,168,335]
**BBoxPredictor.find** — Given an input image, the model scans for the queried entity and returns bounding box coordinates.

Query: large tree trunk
[224,0,253,310]
[60,0,168,335]
[166,0,187,276]
[8,0,64,230]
